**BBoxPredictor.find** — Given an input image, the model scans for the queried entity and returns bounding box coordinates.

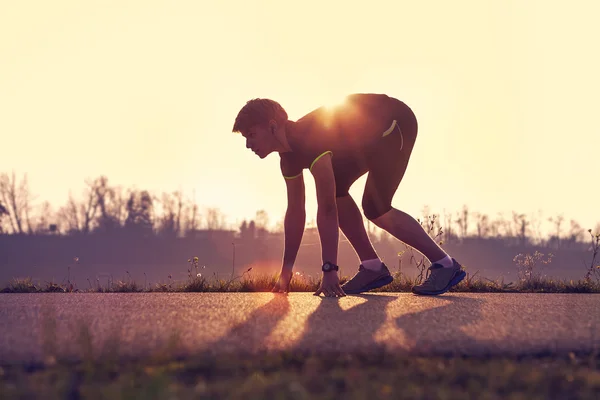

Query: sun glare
[322,95,349,111]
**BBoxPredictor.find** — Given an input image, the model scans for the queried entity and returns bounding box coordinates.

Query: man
[232,93,466,297]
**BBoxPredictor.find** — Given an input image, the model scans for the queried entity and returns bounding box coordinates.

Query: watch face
[323,262,336,271]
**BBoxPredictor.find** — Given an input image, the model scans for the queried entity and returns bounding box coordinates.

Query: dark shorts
[334,99,418,220]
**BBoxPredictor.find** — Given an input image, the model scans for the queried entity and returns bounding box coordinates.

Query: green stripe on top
[382,120,397,137]
[309,151,333,171]
[283,173,302,180]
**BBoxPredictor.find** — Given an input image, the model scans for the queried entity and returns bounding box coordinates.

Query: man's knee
[362,199,392,222]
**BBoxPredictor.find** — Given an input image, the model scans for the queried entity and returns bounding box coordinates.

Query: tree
[255,209,270,237]
[0,202,8,234]
[124,190,154,236]
[566,219,585,246]
[255,210,269,230]
[183,202,200,236]
[92,177,127,234]
[58,194,81,234]
[454,205,469,238]
[239,220,248,237]
[489,213,508,239]
[0,171,35,234]
[156,191,184,237]
[443,209,456,242]
[513,212,530,246]
[474,212,490,238]
[57,178,102,235]
[530,210,544,246]
[548,214,565,249]
[205,207,225,230]
[33,201,56,234]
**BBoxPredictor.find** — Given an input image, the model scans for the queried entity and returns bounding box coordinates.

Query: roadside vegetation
[1,348,599,399]
[7,220,600,294]
[3,246,600,294]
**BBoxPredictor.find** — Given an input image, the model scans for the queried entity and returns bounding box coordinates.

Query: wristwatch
[321,261,339,272]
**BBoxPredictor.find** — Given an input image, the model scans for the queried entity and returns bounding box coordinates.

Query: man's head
[232,98,289,159]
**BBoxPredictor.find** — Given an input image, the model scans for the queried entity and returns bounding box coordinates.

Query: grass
[3,231,600,294]
[1,350,599,399]
[3,271,600,294]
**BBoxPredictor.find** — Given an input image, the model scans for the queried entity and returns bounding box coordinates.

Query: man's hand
[313,271,346,297]
[272,268,293,293]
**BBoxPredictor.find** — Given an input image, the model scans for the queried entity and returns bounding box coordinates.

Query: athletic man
[232,93,466,297]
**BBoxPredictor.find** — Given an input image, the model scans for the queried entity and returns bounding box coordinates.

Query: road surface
[1,293,598,364]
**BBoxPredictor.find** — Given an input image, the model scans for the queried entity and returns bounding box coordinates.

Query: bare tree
[57,193,81,234]
[0,171,35,234]
[490,213,509,238]
[248,220,257,238]
[494,212,513,238]
[239,220,249,239]
[80,178,101,233]
[183,202,200,236]
[454,205,469,238]
[124,190,154,236]
[156,191,184,237]
[0,202,9,234]
[156,192,176,237]
[273,217,284,234]
[205,207,226,230]
[474,212,490,238]
[530,210,544,245]
[32,201,55,234]
[173,191,184,235]
[566,219,585,246]
[57,179,101,235]
[548,214,564,249]
[92,177,127,233]
[255,209,270,237]
[489,219,500,238]
[443,209,455,242]
[512,212,530,246]
[255,209,269,230]
[179,191,201,237]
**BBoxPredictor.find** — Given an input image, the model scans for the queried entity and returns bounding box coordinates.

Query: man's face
[242,124,275,159]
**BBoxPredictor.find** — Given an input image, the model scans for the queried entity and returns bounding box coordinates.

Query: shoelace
[421,265,438,285]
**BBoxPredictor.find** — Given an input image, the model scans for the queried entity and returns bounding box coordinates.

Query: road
[1,293,599,364]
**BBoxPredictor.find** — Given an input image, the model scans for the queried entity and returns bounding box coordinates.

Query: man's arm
[310,152,338,265]
[281,174,306,270]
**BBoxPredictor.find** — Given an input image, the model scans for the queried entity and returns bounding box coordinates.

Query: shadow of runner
[209,293,291,355]
[394,295,487,356]
[292,294,397,355]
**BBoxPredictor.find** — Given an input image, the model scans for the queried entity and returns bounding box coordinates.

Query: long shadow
[394,295,488,356]
[208,293,291,355]
[292,294,398,354]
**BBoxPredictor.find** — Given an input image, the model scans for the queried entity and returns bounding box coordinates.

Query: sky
[1,0,599,237]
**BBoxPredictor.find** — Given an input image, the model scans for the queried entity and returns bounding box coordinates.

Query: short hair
[232,98,288,133]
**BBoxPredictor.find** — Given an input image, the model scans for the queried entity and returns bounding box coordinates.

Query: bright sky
[1,0,599,236]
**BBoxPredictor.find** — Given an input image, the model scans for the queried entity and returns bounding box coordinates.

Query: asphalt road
[1,293,599,364]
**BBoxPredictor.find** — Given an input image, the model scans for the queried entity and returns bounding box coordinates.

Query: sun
[318,94,350,129]
[321,94,349,111]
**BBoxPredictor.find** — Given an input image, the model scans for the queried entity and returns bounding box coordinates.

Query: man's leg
[361,102,465,294]
[370,208,446,262]
[337,195,394,295]
[337,194,378,261]
[362,127,453,265]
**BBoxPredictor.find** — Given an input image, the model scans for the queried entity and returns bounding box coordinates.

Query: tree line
[0,171,597,250]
